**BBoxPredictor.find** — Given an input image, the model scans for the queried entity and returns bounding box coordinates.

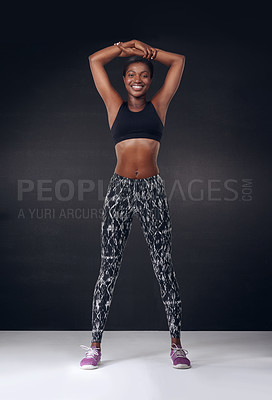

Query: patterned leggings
[91,172,182,343]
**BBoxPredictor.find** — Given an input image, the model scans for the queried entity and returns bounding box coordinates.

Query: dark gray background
[1,1,271,331]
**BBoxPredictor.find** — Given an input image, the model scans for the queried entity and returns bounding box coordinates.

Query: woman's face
[123,62,152,98]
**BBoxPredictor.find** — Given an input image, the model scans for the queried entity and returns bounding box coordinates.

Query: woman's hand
[133,40,157,60]
[114,42,144,58]
[114,40,157,60]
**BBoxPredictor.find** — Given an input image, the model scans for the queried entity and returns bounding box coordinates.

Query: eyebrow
[127,69,149,74]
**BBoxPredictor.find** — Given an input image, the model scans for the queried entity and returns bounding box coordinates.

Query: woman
[79,39,191,369]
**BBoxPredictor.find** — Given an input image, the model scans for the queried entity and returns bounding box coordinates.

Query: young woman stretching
[79,39,191,369]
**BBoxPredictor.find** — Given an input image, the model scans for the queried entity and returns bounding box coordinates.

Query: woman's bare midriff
[114,138,160,179]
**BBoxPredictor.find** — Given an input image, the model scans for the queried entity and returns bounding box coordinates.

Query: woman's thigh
[101,175,135,258]
[137,176,172,256]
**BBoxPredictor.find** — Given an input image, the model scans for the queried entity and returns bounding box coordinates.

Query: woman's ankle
[171,337,181,347]
[91,342,101,349]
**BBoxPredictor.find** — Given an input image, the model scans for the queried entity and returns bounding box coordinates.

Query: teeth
[132,85,143,89]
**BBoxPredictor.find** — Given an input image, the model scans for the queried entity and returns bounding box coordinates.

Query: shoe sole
[80,360,190,369]
[80,360,101,369]
[173,363,191,369]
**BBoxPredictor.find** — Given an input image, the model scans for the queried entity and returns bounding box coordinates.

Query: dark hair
[122,56,153,79]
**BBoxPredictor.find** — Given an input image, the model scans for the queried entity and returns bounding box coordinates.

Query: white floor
[0,331,271,400]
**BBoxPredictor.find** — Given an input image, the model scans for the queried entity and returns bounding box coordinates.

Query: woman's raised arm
[149,47,186,110]
[88,44,124,108]
[88,41,148,109]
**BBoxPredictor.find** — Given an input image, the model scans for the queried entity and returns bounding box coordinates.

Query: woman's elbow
[88,53,99,62]
[88,54,95,62]
[173,54,185,64]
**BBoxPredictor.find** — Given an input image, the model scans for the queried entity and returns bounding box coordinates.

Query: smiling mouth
[131,85,144,91]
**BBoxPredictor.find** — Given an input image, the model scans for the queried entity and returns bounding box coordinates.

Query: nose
[133,74,142,83]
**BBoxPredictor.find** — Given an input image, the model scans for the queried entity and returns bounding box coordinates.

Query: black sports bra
[110,100,164,145]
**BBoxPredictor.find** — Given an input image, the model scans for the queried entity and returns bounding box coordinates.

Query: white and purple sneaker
[79,345,101,369]
[170,343,191,369]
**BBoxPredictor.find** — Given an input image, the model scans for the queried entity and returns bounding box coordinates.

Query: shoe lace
[80,344,100,357]
[171,346,189,357]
